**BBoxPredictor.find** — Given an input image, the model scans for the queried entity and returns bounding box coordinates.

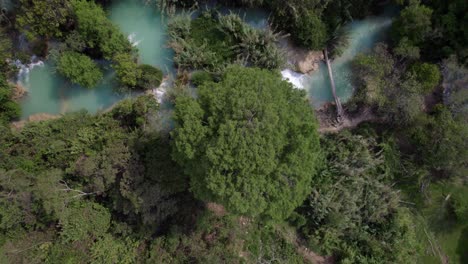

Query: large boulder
[281,39,324,74]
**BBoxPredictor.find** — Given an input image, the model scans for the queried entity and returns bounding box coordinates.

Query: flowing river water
[16,0,392,119]
[282,15,393,107]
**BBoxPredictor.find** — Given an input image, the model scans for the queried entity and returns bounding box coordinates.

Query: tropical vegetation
[0,0,466,263]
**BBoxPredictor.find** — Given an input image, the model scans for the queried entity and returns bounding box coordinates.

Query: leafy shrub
[451,185,468,223]
[410,62,441,93]
[112,53,141,87]
[111,95,159,127]
[72,0,131,59]
[137,64,163,90]
[0,75,20,122]
[91,234,138,264]
[409,105,468,177]
[190,71,213,86]
[294,10,327,50]
[391,3,433,46]
[16,0,72,39]
[218,13,284,69]
[59,202,111,242]
[297,131,420,263]
[167,11,191,40]
[57,51,103,88]
[169,11,283,71]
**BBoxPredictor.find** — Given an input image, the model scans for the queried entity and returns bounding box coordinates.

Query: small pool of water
[109,0,174,72]
[19,62,130,118]
[18,0,269,120]
[300,15,393,107]
[19,0,173,119]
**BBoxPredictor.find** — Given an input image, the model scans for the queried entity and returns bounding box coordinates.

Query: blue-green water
[19,62,127,118]
[18,0,393,119]
[18,0,269,119]
[19,0,173,119]
[304,16,393,107]
[109,0,174,72]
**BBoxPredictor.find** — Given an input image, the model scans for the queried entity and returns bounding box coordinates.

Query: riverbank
[316,105,379,133]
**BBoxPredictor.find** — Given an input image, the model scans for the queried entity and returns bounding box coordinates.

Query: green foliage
[409,105,468,177]
[351,43,425,124]
[190,12,234,63]
[147,211,303,263]
[0,95,191,261]
[167,11,191,40]
[297,131,420,263]
[112,53,141,87]
[0,30,19,123]
[90,234,138,264]
[169,11,233,71]
[190,71,214,86]
[218,13,285,69]
[424,0,468,63]
[392,2,433,46]
[17,0,72,39]
[441,56,468,121]
[64,30,87,52]
[451,185,468,223]
[169,11,284,71]
[58,201,111,242]
[294,10,327,50]
[147,212,242,263]
[0,75,20,123]
[268,0,331,49]
[172,66,321,220]
[393,0,468,63]
[71,0,131,59]
[410,62,441,93]
[0,169,37,234]
[57,51,103,88]
[0,28,12,71]
[111,95,159,128]
[394,36,421,59]
[137,64,163,90]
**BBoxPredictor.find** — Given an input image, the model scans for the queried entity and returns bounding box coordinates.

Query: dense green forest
[0,0,467,263]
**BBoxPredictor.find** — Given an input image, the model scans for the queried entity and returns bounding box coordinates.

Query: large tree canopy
[57,51,103,88]
[172,66,321,220]
[16,0,73,39]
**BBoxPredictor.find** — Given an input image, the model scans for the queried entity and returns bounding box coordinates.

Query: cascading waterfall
[281,15,393,108]
[281,69,307,89]
[154,79,169,104]
[13,55,45,85]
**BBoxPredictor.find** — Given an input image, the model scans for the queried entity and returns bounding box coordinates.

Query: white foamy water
[281,69,307,89]
[153,78,171,104]
[128,32,143,47]
[13,56,45,84]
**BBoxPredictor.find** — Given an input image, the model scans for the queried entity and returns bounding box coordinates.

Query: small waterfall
[153,78,171,104]
[13,55,45,85]
[128,32,142,47]
[281,69,307,89]
[150,77,175,133]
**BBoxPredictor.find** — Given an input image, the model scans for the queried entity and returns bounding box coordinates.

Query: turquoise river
[17,0,392,119]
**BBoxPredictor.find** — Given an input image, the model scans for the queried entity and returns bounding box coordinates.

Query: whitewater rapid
[281,69,307,89]
[13,56,45,84]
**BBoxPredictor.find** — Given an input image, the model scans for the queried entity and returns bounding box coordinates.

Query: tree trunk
[324,48,344,123]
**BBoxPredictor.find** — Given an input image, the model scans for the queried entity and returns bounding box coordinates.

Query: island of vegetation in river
[0,0,466,263]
